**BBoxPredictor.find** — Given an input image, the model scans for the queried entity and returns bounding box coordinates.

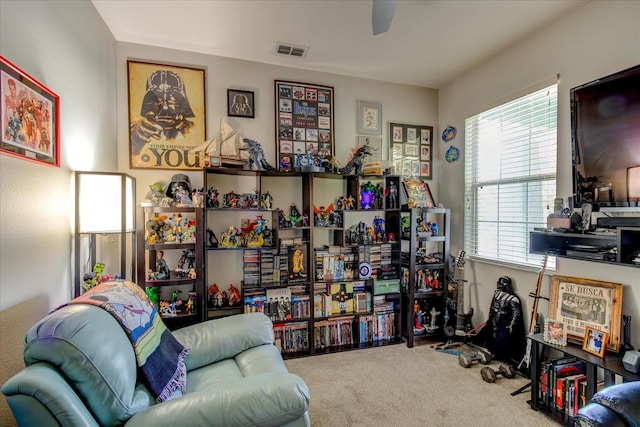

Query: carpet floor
[285,341,559,427]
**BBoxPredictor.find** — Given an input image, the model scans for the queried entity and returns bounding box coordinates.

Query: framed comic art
[357,135,383,162]
[401,178,435,208]
[1,56,59,167]
[275,80,334,172]
[549,275,623,352]
[128,60,206,170]
[389,122,433,179]
[227,89,254,118]
[582,327,609,358]
[357,100,382,135]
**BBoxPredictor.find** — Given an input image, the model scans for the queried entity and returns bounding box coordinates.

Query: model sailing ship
[190,119,248,167]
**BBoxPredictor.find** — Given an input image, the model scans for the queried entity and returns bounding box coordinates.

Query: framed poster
[275,80,334,172]
[1,56,59,167]
[227,89,254,118]
[357,100,382,135]
[548,275,623,352]
[389,122,433,179]
[128,60,206,170]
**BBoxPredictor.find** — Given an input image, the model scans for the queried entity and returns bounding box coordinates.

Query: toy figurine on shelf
[261,191,273,209]
[359,181,377,209]
[145,286,160,309]
[156,251,170,280]
[373,215,386,243]
[228,284,241,307]
[208,283,220,308]
[388,181,398,208]
[206,187,220,208]
[278,209,289,228]
[289,203,302,227]
[428,307,441,332]
[219,225,241,248]
[314,204,335,227]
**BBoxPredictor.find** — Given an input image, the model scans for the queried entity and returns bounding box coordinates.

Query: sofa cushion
[590,382,640,427]
[23,304,153,426]
[186,359,243,392]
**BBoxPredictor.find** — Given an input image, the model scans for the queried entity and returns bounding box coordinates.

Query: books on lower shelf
[538,356,606,417]
[273,321,309,353]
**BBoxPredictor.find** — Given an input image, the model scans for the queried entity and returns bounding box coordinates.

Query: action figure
[156,251,170,280]
[474,276,526,365]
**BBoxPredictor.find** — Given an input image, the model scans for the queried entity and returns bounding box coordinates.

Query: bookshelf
[202,168,404,357]
[310,173,403,353]
[528,333,640,425]
[136,206,204,330]
[400,207,451,347]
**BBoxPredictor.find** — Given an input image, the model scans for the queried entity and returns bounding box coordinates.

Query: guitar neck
[456,266,464,315]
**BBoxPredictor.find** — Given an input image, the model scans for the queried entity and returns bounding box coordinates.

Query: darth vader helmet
[140,70,195,131]
[497,276,513,293]
[166,173,192,199]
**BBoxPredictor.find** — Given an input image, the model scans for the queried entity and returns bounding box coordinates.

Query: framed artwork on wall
[357,100,382,135]
[548,275,623,352]
[275,80,334,171]
[1,56,60,167]
[227,89,254,118]
[127,60,206,170]
[389,122,433,179]
[357,135,383,162]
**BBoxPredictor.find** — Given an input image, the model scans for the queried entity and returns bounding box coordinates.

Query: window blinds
[464,84,558,268]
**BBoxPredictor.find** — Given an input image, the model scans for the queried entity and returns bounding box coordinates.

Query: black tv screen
[571,64,640,209]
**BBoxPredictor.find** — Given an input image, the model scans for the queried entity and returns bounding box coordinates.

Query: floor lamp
[74,171,136,297]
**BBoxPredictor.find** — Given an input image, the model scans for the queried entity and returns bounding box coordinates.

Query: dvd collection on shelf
[538,356,604,420]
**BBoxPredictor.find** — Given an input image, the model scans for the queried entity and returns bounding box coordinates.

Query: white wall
[115,43,438,202]
[438,1,640,343]
[0,1,117,424]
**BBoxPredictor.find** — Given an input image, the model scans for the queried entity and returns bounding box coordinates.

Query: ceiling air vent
[274,42,309,58]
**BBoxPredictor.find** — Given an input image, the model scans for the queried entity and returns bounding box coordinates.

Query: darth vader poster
[128,60,206,170]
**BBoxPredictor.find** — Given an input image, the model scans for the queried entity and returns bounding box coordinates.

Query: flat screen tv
[571,64,640,210]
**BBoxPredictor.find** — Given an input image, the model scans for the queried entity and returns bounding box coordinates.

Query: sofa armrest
[125,372,310,427]
[172,312,274,371]
[1,363,100,427]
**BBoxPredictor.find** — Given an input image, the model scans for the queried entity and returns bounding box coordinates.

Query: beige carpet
[285,342,559,427]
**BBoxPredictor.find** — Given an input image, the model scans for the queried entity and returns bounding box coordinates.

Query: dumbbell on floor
[458,351,490,368]
[480,364,516,383]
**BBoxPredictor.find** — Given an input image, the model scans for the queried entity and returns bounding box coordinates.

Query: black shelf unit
[401,207,451,347]
[528,332,640,426]
[530,228,640,267]
[136,206,204,329]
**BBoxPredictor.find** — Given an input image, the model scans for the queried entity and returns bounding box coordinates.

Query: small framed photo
[208,156,221,167]
[357,100,382,135]
[227,89,255,118]
[1,56,60,167]
[543,318,567,346]
[582,327,608,358]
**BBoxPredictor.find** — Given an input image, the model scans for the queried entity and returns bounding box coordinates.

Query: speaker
[622,350,640,374]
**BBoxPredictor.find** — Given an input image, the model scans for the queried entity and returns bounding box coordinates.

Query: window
[464,84,557,268]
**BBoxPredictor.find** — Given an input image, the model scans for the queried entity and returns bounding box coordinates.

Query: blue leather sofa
[574,381,640,427]
[2,305,310,426]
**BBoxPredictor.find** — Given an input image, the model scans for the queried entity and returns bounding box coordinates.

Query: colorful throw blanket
[62,280,190,402]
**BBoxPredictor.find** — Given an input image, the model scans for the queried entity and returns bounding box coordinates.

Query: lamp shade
[76,171,135,233]
[629,166,640,202]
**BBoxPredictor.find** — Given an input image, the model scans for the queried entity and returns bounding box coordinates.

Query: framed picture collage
[389,122,433,179]
[275,80,335,172]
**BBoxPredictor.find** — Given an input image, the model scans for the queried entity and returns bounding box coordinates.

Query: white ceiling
[92,0,589,89]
